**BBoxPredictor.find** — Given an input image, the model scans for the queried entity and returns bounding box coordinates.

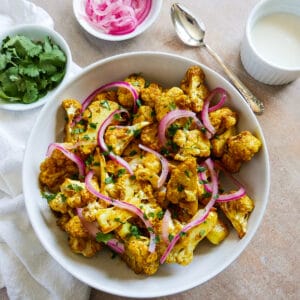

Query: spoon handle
[204,43,264,115]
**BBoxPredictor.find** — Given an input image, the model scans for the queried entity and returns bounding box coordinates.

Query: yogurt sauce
[251,12,300,69]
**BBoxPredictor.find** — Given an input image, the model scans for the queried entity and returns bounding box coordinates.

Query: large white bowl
[23,52,270,298]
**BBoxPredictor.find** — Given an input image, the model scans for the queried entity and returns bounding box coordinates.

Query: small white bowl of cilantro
[0,24,72,111]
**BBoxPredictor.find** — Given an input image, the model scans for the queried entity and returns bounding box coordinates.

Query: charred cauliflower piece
[60,178,97,208]
[121,236,159,275]
[104,121,150,156]
[39,149,79,192]
[221,131,262,172]
[155,87,187,121]
[173,129,210,161]
[180,65,209,112]
[140,123,161,151]
[48,193,68,214]
[166,157,199,215]
[65,215,89,238]
[211,126,236,157]
[209,107,238,135]
[140,82,162,108]
[132,105,155,124]
[68,236,102,257]
[219,194,255,238]
[117,74,145,108]
[206,216,229,245]
[166,210,217,265]
[62,99,82,143]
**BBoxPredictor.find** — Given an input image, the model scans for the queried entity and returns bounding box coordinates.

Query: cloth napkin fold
[0,1,90,299]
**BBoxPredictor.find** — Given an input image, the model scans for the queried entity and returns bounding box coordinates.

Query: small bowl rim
[0,24,72,111]
[72,0,163,41]
[246,0,300,72]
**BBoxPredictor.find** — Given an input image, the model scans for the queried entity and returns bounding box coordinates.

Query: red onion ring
[138,144,169,188]
[85,170,157,253]
[161,209,171,244]
[158,109,205,146]
[160,158,218,264]
[97,109,134,175]
[74,81,138,124]
[84,0,152,35]
[46,143,85,178]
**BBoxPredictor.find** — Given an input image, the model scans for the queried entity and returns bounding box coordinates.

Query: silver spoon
[171,3,264,115]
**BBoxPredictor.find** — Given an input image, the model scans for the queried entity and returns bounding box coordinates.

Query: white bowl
[23,51,270,298]
[73,0,162,41]
[240,0,300,85]
[0,24,72,111]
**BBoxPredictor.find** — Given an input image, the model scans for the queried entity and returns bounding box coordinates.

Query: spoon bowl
[171,3,264,115]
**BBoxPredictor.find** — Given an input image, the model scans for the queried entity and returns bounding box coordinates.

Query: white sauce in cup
[251,12,300,69]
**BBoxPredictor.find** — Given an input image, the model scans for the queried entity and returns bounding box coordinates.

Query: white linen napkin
[0,1,90,299]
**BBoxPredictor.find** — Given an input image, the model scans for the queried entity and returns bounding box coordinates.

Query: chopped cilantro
[117,168,126,177]
[184,170,190,178]
[177,184,184,192]
[67,183,83,192]
[156,211,164,220]
[41,191,56,203]
[168,234,174,242]
[197,166,206,173]
[96,232,114,243]
[179,231,187,238]
[89,122,97,129]
[104,176,115,184]
[169,102,177,110]
[136,98,142,107]
[167,123,180,137]
[0,35,66,104]
[100,99,110,110]
[129,150,137,156]
[129,225,140,238]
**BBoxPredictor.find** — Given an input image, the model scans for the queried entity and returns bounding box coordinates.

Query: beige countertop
[1,0,299,299]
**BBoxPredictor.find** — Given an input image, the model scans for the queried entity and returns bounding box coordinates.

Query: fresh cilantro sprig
[0,35,66,104]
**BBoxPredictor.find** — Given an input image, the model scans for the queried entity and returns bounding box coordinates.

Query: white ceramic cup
[240,0,300,85]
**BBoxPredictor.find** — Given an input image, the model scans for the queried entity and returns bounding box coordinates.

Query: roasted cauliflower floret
[48,193,68,214]
[206,216,229,245]
[68,236,102,257]
[132,105,155,124]
[166,157,199,215]
[65,215,89,238]
[209,107,238,135]
[165,210,217,265]
[60,178,97,208]
[117,74,145,108]
[39,149,79,192]
[221,131,262,172]
[155,87,187,121]
[219,194,255,238]
[121,236,159,275]
[104,121,150,155]
[173,129,211,161]
[180,65,209,112]
[62,99,82,143]
[140,82,163,107]
[211,126,236,157]
[140,123,161,151]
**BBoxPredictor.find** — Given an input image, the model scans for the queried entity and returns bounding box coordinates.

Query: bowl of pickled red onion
[73,0,162,41]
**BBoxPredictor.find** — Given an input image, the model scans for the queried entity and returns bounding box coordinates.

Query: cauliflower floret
[77,98,119,155]
[219,194,255,238]
[104,121,150,156]
[221,131,262,172]
[132,105,155,124]
[155,87,187,121]
[117,74,145,108]
[206,216,229,245]
[120,236,159,275]
[140,82,163,107]
[173,129,211,161]
[68,236,102,257]
[211,126,236,157]
[140,123,161,151]
[56,214,71,231]
[39,149,79,192]
[62,99,82,143]
[209,107,238,135]
[60,178,97,208]
[165,210,217,265]
[134,152,161,188]
[180,65,209,112]
[65,215,89,238]
[166,157,199,215]
[48,193,68,214]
